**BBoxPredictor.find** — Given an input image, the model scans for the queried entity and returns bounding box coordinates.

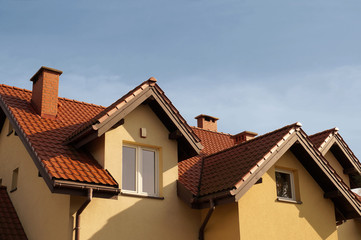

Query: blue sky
[1,0,361,158]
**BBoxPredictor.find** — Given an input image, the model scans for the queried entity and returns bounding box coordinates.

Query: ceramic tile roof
[179,123,300,197]
[0,84,118,187]
[310,128,361,169]
[198,123,298,196]
[178,127,234,195]
[67,79,200,144]
[309,128,337,150]
[0,186,28,240]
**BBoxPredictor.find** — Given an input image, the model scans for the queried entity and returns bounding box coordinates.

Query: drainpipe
[199,199,215,240]
[75,188,93,240]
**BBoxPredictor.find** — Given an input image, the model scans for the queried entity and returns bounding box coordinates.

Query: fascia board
[333,136,361,174]
[150,87,203,153]
[232,131,299,201]
[296,131,361,215]
[318,136,336,155]
[90,86,202,154]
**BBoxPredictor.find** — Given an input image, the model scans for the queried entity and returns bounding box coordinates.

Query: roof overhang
[0,98,120,199]
[229,129,361,220]
[180,127,361,220]
[67,83,203,161]
[317,132,361,188]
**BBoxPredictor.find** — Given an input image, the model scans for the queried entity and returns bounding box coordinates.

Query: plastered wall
[80,104,200,240]
[323,150,350,187]
[202,202,240,240]
[237,150,338,240]
[0,118,71,240]
[337,219,361,240]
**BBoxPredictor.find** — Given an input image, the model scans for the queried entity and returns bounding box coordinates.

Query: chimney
[30,66,62,119]
[232,131,258,145]
[195,114,219,132]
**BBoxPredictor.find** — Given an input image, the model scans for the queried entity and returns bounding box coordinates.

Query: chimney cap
[195,114,219,121]
[30,66,63,82]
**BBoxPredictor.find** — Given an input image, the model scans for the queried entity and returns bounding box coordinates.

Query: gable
[66,79,203,161]
[178,122,361,221]
[238,150,338,240]
[86,104,178,188]
[310,129,361,189]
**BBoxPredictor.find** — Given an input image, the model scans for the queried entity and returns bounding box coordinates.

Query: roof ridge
[0,84,105,109]
[0,84,32,93]
[309,127,338,138]
[202,122,301,161]
[191,126,232,136]
[59,97,105,109]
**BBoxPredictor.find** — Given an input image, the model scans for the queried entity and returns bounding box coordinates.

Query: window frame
[275,168,296,201]
[122,144,159,197]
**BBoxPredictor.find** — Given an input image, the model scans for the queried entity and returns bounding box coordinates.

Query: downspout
[199,199,215,240]
[75,188,93,240]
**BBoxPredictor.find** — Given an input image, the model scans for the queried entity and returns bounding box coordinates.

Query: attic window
[275,169,295,201]
[122,145,159,197]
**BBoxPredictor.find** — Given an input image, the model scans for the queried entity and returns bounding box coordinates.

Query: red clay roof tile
[179,123,300,197]
[0,186,28,240]
[178,127,234,195]
[309,128,337,150]
[0,84,117,187]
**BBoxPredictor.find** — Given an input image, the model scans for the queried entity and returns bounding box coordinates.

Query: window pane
[141,150,155,195]
[276,171,292,199]
[122,147,136,191]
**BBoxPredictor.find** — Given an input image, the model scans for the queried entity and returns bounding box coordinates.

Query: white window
[122,145,158,197]
[275,169,295,201]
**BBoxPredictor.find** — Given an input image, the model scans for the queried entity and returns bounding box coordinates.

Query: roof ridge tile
[191,126,232,136]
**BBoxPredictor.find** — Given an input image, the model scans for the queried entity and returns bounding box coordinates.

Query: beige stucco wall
[324,151,350,187]
[202,202,240,240]
[81,104,200,240]
[337,219,361,240]
[0,118,71,240]
[237,150,338,240]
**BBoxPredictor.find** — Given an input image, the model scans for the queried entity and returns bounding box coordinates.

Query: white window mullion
[138,147,142,194]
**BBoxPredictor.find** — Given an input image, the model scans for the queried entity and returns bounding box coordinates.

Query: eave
[316,131,361,188]
[66,82,203,161]
[0,96,120,199]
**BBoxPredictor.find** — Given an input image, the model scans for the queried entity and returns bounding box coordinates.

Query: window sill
[276,198,302,204]
[121,192,164,200]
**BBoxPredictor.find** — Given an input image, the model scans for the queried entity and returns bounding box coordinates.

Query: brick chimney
[195,114,219,132]
[30,66,62,119]
[232,131,258,145]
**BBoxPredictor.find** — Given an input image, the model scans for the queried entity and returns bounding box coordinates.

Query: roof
[0,84,118,188]
[66,79,201,152]
[0,186,28,240]
[178,127,234,195]
[310,128,361,188]
[309,128,338,150]
[179,123,361,219]
[0,78,202,197]
[198,123,300,197]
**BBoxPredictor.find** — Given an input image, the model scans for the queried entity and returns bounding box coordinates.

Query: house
[0,66,360,240]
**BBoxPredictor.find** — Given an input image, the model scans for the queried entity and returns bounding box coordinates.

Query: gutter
[75,188,93,240]
[53,180,120,199]
[199,199,215,240]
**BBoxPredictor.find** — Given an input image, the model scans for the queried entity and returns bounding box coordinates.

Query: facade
[0,66,360,240]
